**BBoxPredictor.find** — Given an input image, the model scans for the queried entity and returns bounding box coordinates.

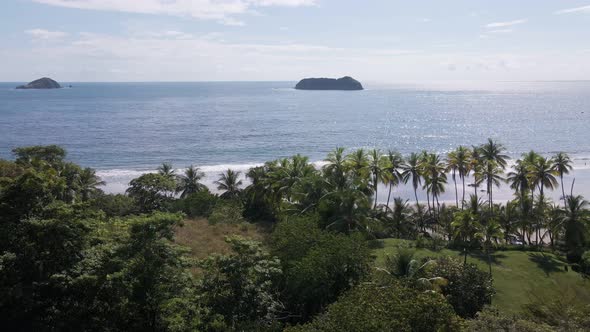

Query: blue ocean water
[1,81,589,198]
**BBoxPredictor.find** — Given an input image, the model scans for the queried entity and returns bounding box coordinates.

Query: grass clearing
[175,219,268,260]
[374,238,590,314]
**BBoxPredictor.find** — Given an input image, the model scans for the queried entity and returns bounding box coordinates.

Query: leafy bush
[198,236,283,330]
[523,282,590,331]
[579,251,590,275]
[285,282,462,332]
[270,216,371,322]
[421,256,494,318]
[90,193,138,217]
[467,306,554,332]
[178,189,218,218]
[126,173,176,212]
[208,200,246,224]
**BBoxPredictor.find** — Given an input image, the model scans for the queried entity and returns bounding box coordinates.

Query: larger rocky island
[16,77,62,89]
[295,76,363,90]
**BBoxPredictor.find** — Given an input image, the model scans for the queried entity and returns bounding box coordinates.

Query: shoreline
[97,158,590,204]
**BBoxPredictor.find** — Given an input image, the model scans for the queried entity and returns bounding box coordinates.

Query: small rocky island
[295,76,363,90]
[16,77,62,89]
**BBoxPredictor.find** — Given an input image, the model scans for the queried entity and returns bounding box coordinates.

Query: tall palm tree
[345,148,369,180]
[469,147,483,200]
[323,147,347,190]
[479,138,509,169]
[552,152,573,206]
[446,150,460,208]
[529,157,558,199]
[507,160,530,202]
[389,197,412,238]
[479,139,509,208]
[368,149,386,208]
[521,150,542,201]
[401,152,422,209]
[561,195,589,257]
[215,169,243,199]
[157,162,176,179]
[422,153,447,217]
[76,167,105,201]
[481,160,504,211]
[451,210,481,265]
[454,146,472,210]
[177,165,207,198]
[384,150,403,208]
[476,221,503,276]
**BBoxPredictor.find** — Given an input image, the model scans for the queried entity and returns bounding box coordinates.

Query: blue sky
[2,0,590,82]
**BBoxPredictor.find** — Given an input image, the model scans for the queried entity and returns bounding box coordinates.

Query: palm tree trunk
[453,172,459,207]
[560,174,566,207]
[426,189,431,215]
[487,247,493,277]
[489,185,493,212]
[461,175,466,210]
[386,183,393,209]
[464,248,468,266]
[373,176,378,209]
[414,185,423,229]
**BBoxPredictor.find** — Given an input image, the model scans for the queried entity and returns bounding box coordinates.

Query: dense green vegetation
[1,142,589,331]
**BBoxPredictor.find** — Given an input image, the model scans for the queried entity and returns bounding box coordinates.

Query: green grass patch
[373,238,590,314]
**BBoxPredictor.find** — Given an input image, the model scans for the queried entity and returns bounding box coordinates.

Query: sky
[1,0,590,82]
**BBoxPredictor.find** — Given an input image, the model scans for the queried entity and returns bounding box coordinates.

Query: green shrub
[270,216,371,322]
[208,200,246,224]
[579,251,590,275]
[467,306,554,332]
[285,282,462,332]
[180,190,218,218]
[90,193,137,217]
[421,256,494,318]
[198,236,283,330]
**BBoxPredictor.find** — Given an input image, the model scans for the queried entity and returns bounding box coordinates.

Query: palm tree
[476,220,503,276]
[479,139,509,208]
[469,147,483,200]
[346,148,369,180]
[521,150,542,201]
[323,147,347,189]
[561,195,589,260]
[480,138,509,169]
[384,150,403,208]
[215,169,243,199]
[401,153,423,209]
[446,150,460,208]
[157,162,176,179]
[529,157,558,199]
[507,160,530,202]
[76,167,105,201]
[552,152,573,206]
[454,146,472,210]
[451,210,481,265]
[422,153,447,218]
[481,160,504,211]
[389,198,412,238]
[177,165,207,198]
[368,149,386,209]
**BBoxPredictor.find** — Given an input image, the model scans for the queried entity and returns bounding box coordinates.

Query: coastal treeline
[1,143,589,331]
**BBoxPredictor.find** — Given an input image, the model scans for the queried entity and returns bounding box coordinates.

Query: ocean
[1,81,589,202]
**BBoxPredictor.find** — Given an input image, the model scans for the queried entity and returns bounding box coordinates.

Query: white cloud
[25,29,69,40]
[489,29,512,34]
[31,0,316,25]
[485,19,527,28]
[555,5,590,14]
[5,29,588,83]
